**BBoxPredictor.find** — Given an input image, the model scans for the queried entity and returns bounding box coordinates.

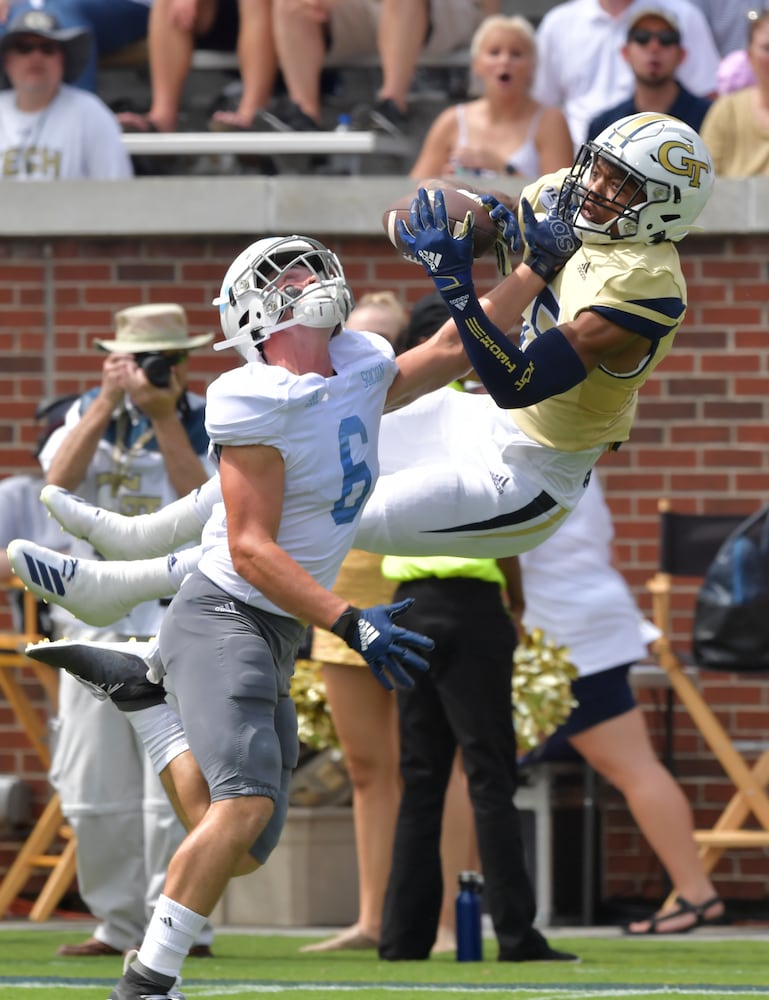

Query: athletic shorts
[159,571,305,863]
[521,663,637,763]
[326,0,484,64]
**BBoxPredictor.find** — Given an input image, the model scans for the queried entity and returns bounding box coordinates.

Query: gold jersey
[511,170,687,452]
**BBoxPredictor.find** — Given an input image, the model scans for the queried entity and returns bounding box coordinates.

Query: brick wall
[1,230,768,912]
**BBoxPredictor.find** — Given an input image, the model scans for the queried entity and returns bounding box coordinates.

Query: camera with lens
[134,352,176,388]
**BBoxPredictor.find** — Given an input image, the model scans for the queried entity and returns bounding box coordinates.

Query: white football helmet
[213,235,353,360]
[558,113,714,245]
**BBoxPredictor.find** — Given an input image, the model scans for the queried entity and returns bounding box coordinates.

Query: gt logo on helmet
[658,140,711,189]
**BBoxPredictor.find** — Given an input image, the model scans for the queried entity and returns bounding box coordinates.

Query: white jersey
[40,391,215,636]
[199,329,398,616]
[0,84,133,180]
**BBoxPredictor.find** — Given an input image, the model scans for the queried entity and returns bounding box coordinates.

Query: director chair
[646,500,769,882]
[0,579,77,921]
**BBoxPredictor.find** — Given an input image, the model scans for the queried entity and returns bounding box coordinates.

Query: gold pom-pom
[513,628,579,752]
[290,658,339,751]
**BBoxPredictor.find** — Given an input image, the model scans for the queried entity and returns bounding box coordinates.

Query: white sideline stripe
[4,983,769,997]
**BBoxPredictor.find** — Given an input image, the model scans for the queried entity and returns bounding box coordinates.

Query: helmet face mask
[213,235,354,360]
[558,113,714,245]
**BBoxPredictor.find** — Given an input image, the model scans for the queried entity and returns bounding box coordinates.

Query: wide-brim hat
[94,304,214,353]
[0,7,92,84]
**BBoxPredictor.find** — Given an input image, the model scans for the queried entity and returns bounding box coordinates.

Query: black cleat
[25,639,165,712]
[110,952,183,1000]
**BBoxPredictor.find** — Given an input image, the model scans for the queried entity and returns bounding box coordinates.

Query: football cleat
[8,539,180,627]
[110,950,184,1000]
[24,638,164,712]
[41,485,206,560]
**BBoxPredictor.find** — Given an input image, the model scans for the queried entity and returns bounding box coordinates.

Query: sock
[126,702,189,772]
[137,894,207,979]
[166,545,203,591]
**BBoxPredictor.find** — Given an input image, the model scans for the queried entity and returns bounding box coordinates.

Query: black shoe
[254,100,321,132]
[355,98,408,137]
[110,955,182,999]
[498,943,580,963]
[25,639,165,712]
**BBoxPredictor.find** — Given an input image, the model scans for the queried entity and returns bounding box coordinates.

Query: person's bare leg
[237,0,277,120]
[307,663,400,947]
[121,0,219,131]
[376,0,429,112]
[163,795,270,913]
[570,708,723,932]
[272,0,326,122]
[435,749,478,950]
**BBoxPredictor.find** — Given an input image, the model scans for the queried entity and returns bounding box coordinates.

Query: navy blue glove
[520,189,581,283]
[396,188,475,293]
[330,599,434,691]
[480,193,522,276]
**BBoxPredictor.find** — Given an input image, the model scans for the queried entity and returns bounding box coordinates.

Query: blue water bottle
[455,870,483,961]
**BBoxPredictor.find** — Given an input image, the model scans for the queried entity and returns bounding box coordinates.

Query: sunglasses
[628,28,681,47]
[9,38,62,56]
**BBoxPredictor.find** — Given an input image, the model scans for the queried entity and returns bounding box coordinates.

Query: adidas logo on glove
[417,250,443,272]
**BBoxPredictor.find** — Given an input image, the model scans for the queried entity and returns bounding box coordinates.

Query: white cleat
[8,539,179,627]
[41,484,206,560]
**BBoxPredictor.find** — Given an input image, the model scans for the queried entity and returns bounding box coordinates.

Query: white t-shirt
[0,84,133,180]
[519,473,655,676]
[532,0,720,148]
[199,329,398,617]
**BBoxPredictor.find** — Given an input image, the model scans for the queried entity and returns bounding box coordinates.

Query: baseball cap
[628,6,681,34]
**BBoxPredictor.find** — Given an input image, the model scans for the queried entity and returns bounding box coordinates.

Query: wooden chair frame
[0,579,77,921]
[646,501,769,883]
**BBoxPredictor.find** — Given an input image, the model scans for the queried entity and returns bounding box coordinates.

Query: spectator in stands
[115,0,276,134]
[687,0,756,57]
[0,5,133,179]
[716,48,755,95]
[709,5,758,96]
[518,472,726,935]
[410,14,572,181]
[700,6,769,176]
[532,0,720,149]
[587,8,712,140]
[0,2,150,93]
[262,0,499,135]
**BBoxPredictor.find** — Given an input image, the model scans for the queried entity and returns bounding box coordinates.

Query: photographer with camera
[40,303,218,959]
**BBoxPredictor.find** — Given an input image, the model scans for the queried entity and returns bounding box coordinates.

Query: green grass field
[2,928,769,1000]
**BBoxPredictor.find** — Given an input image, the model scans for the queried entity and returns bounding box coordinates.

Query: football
[382,181,500,264]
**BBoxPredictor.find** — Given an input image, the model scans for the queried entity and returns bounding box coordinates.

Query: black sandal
[623,894,728,935]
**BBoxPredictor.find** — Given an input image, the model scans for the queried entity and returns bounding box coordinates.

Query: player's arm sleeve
[445,291,586,408]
